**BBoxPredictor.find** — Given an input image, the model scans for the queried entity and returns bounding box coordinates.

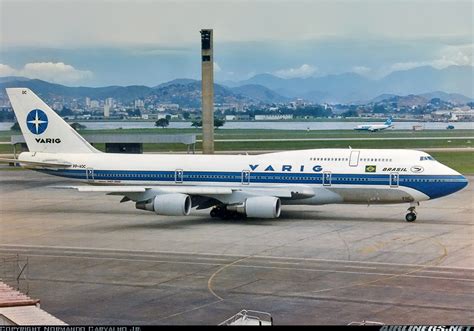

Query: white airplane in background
[354,117,394,132]
[2,88,468,222]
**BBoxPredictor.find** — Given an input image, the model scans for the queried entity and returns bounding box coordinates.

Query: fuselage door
[323,171,332,186]
[349,151,360,167]
[390,172,399,187]
[175,169,184,183]
[242,170,250,185]
[86,168,94,183]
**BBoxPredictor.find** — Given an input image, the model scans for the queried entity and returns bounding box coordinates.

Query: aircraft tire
[405,212,416,222]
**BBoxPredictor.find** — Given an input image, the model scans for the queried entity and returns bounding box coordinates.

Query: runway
[0,170,472,325]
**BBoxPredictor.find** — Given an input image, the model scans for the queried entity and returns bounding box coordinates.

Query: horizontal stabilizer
[0,158,72,168]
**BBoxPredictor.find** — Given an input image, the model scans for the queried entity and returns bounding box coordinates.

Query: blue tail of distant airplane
[384,117,393,126]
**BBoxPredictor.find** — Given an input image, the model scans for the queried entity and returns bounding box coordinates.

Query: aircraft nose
[449,171,468,194]
[458,174,469,190]
[429,174,468,199]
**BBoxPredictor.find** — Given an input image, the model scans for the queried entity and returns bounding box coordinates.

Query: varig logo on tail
[26,109,48,135]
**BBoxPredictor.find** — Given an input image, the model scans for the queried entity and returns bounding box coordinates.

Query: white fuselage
[6,88,468,220]
[19,148,467,206]
[354,124,393,132]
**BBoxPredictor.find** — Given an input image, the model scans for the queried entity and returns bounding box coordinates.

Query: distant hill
[238,73,289,91]
[152,80,287,104]
[0,78,270,106]
[370,94,399,103]
[232,65,474,103]
[230,84,288,103]
[148,81,249,107]
[236,72,372,102]
[380,65,474,98]
[297,90,332,103]
[0,76,32,83]
[419,91,473,105]
[1,65,472,106]
[376,94,429,107]
[371,91,473,106]
[0,78,153,101]
[154,78,198,89]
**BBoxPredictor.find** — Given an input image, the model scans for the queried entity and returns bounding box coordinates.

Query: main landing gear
[210,206,245,220]
[405,203,419,222]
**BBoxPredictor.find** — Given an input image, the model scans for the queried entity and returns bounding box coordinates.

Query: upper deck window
[420,156,435,161]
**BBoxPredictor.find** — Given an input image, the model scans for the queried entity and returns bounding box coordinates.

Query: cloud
[381,43,473,76]
[0,62,93,84]
[0,64,17,76]
[128,47,192,57]
[352,66,372,76]
[274,64,317,79]
[1,1,472,47]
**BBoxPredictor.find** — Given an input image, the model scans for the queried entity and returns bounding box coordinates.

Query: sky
[0,0,472,86]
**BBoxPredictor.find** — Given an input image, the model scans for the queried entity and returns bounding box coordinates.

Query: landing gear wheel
[210,206,225,218]
[405,202,419,222]
[211,207,245,220]
[232,211,242,220]
[405,212,417,222]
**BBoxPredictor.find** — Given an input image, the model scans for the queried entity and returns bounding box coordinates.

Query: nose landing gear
[405,203,418,222]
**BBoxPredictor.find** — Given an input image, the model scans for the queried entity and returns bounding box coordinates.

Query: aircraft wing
[55,186,149,193]
[54,184,315,201]
[0,158,72,168]
[56,185,233,195]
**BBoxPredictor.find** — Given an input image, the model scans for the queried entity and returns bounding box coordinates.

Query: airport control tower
[200,29,214,154]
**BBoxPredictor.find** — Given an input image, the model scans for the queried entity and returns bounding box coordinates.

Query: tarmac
[0,169,472,325]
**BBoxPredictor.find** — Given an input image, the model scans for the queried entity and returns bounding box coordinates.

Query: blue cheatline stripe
[37,169,467,199]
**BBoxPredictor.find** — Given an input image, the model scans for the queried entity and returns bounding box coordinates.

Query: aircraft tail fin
[6,88,99,154]
[385,117,393,125]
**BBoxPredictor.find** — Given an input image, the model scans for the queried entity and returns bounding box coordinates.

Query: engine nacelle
[136,193,191,216]
[243,196,281,218]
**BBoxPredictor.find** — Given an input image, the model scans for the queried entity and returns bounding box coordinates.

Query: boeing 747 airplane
[2,88,468,222]
[354,117,394,132]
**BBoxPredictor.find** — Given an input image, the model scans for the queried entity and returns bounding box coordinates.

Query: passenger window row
[88,172,445,184]
[360,158,392,162]
[403,178,444,183]
[310,157,349,161]
[308,157,394,162]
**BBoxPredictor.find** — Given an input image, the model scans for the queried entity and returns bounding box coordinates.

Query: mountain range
[0,77,290,106]
[228,65,474,103]
[371,91,473,105]
[0,65,472,106]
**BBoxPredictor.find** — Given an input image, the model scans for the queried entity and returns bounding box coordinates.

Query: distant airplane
[1,88,468,222]
[354,117,393,132]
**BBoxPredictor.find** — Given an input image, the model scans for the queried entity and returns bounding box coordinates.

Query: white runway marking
[1,244,472,270]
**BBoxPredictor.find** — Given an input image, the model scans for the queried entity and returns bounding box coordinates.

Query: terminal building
[254,114,293,120]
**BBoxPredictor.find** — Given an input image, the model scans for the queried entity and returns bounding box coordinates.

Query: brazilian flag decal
[365,165,376,173]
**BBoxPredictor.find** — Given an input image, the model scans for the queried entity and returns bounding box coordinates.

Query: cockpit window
[420,156,435,161]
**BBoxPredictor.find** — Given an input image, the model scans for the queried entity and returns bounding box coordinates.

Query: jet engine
[136,193,191,216]
[227,196,281,218]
